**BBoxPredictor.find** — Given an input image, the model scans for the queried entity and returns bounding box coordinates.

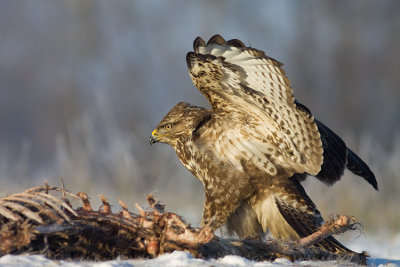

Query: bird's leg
[199,164,255,233]
[201,189,249,232]
[197,226,215,244]
[201,197,236,230]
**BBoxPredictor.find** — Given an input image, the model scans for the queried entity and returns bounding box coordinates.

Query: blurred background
[0,0,399,257]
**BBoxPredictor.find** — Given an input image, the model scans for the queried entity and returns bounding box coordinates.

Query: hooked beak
[149,129,159,145]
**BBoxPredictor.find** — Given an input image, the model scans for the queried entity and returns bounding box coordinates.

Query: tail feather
[347,148,378,190]
[313,119,378,190]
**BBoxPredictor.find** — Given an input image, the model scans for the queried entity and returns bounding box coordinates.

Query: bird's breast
[175,137,242,184]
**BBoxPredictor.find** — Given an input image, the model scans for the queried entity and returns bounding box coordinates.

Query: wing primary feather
[193,37,205,53]
[186,52,196,69]
[227,39,246,48]
[207,34,226,45]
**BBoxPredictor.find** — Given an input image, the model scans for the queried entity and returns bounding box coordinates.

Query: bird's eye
[165,124,172,130]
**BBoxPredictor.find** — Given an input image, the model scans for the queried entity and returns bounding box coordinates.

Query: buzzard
[150,35,377,255]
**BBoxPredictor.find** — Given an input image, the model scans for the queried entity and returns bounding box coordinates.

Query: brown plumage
[150,35,377,256]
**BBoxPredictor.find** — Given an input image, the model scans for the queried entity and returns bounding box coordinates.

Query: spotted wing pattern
[186,35,323,176]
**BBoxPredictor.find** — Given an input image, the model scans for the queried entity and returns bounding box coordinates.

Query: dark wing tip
[193,37,205,53]
[207,34,226,46]
[227,38,246,48]
[194,35,247,52]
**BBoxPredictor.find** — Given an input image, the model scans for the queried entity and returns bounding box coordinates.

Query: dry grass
[0,111,398,238]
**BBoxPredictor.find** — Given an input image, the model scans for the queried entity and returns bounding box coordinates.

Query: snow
[1,237,400,267]
[1,251,400,267]
[347,234,400,261]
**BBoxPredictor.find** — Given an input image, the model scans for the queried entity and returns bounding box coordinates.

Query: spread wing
[186,35,323,176]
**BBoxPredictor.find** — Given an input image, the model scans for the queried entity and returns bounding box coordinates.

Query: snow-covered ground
[346,234,400,262]
[0,235,399,266]
[0,251,399,267]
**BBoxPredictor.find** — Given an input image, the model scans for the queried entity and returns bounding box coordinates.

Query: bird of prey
[150,35,377,255]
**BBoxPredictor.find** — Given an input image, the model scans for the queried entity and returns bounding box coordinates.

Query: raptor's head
[150,102,211,147]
